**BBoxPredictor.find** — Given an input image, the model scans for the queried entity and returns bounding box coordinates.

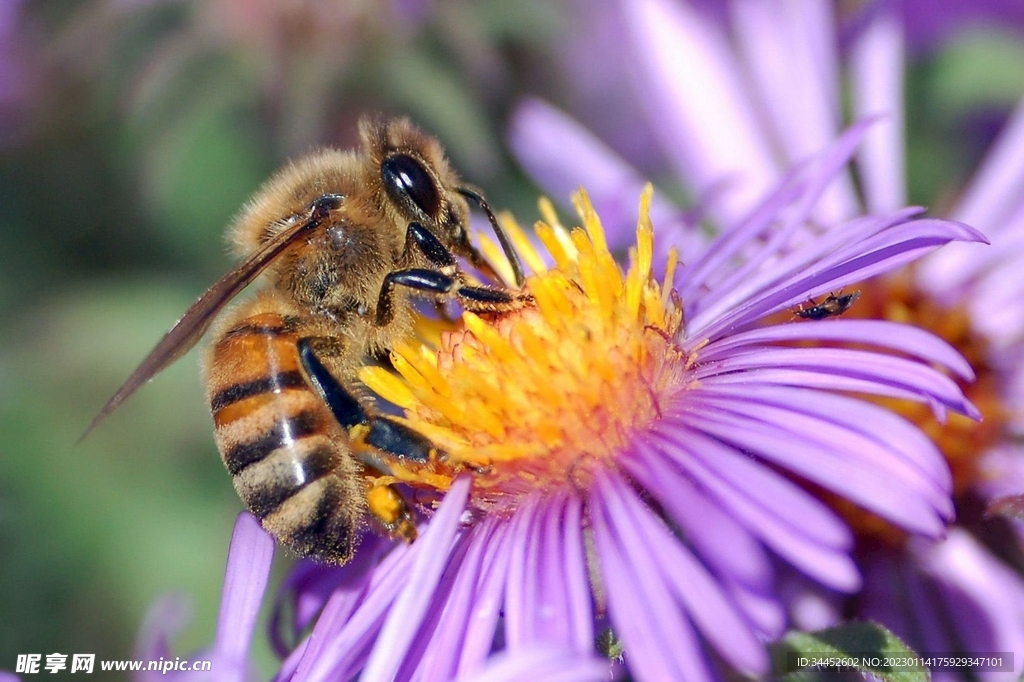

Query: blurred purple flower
[882,0,1024,52]
[511,0,1024,673]
[0,0,41,144]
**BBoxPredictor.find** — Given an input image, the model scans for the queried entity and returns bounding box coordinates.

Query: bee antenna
[457,187,526,288]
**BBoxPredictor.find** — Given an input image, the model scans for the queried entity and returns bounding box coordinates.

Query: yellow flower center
[360,187,686,514]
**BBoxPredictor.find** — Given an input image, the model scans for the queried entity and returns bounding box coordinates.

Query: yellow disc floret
[360,186,686,513]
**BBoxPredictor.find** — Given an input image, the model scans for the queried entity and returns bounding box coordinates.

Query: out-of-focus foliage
[2,0,1024,678]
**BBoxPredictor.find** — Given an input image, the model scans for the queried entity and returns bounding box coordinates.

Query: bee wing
[83,212,323,438]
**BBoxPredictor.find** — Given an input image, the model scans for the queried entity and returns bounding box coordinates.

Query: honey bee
[87,117,530,564]
[792,290,860,320]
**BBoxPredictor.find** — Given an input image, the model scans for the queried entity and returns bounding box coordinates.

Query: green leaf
[770,621,930,682]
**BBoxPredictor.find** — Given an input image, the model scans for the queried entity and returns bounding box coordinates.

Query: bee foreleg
[406,220,522,293]
[406,221,457,269]
[374,268,526,326]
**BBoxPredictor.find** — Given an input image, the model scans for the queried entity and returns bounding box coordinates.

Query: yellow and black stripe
[205,312,361,564]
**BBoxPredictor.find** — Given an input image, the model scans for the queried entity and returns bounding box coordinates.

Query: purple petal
[611,469,768,674]
[619,0,780,225]
[679,120,876,314]
[213,512,275,682]
[693,217,987,339]
[916,530,1024,659]
[652,427,852,548]
[695,346,977,419]
[451,518,514,679]
[686,206,921,328]
[687,390,952,517]
[626,441,772,586]
[849,4,907,213]
[503,492,594,656]
[558,494,595,655]
[731,0,857,221]
[918,96,1024,295]
[508,98,696,257]
[622,441,785,635]
[292,536,416,681]
[412,516,508,682]
[681,402,950,536]
[779,575,843,632]
[960,226,1024,344]
[953,96,1024,234]
[133,593,197,682]
[703,366,962,420]
[724,579,787,639]
[394,533,477,681]
[978,443,1024,502]
[700,319,975,380]
[271,534,387,658]
[459,646,613,682]
[901,557,955,655]
[590,471,716,682]
[693,383,952,492]
[858,555,920,654]
[504,495,544,651]
[359,476,472,681]
[635,426,861,591]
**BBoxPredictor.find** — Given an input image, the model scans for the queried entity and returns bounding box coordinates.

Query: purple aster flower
[511,0,1024,675]
[247,122,981,682]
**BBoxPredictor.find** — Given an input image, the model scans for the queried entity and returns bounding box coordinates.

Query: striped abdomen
[205,311,362,564]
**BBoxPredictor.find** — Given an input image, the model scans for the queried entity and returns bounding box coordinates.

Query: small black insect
[792,290,860,320]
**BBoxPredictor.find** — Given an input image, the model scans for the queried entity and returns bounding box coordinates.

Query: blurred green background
[2,0,1024,678]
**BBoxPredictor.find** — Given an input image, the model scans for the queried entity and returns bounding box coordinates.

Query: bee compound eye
[381,154,441,219]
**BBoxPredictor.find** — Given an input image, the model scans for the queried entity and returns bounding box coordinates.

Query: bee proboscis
[87,117,531,564]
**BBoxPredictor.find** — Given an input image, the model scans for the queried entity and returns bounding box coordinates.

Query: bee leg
[298,338,442,542]
[405,221,458,269]
[456,185,527,287]
[298,338,438,462]
[399,222,532,318]
[406,221,527,292]
[362,464,418,543]
[375,268,528,326]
